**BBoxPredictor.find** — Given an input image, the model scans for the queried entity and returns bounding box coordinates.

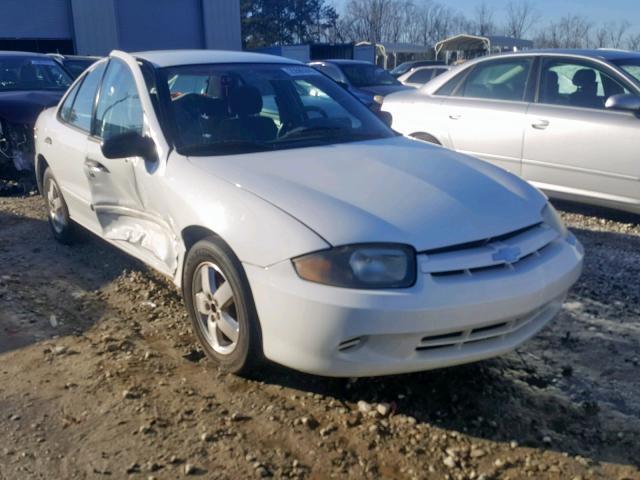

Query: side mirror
[605,93,640,113]
[101,132,156,160]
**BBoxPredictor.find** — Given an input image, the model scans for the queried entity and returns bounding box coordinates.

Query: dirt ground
[1,194,639,480]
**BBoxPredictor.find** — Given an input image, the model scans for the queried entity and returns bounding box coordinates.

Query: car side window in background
[457,59,533,101]
[63,62,107,131]
[407,69,433,84]
[539,59,630,109]
[312,63,343,83]
[94,59,144,140]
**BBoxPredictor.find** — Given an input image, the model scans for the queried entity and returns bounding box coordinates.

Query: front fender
[163,155,329,285]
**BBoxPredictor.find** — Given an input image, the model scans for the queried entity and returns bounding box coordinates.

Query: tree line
[241,0,640,52]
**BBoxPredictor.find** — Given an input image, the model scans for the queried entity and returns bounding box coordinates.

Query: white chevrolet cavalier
[34,50,583,377]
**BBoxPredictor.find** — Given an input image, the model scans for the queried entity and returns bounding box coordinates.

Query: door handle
[531,119,550,130]
[84,159,109,177]
[449,114,462,120]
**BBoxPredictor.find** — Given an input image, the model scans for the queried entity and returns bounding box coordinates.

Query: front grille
[415,305,548,353]
[420,223,558,277]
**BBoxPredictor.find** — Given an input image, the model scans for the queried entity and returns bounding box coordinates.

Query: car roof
[0,51,53,58]
[132,49,300,68]
[310,59,373,65]
[492,48,640,61]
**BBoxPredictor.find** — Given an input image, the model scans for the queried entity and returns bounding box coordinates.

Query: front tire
[182,237,263,376]
[42,168,78,244]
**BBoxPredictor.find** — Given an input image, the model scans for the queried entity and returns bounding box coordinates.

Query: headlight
[373,94,385,105]
[292,244,416,289]
[542,203,568,237]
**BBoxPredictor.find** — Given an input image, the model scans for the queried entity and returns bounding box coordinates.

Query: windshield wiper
[180,140,270,156]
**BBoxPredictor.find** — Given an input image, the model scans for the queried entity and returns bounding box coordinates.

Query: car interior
[541,64,628,109]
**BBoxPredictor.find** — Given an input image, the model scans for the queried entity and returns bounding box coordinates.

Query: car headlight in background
[542,203,568,238]
[293,244,416,289]
[373,94,385,105]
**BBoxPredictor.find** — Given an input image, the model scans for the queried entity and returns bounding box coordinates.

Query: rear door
[522,56,640,209]
[46,60,107,231]
[442,57,535,174]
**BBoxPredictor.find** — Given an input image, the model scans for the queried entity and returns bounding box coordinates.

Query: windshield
[62,59,96,79]
[0,56,72,91]
[161,63,394,156]
[390,62,412,76]
[340,64,400,87]
[612,58,640,84]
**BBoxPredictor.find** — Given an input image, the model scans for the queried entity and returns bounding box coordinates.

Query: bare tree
[627,33,640,51]
[504,0,538,39]
[535,15,591,49]
[606,20,631,49]
[473,1,495,36]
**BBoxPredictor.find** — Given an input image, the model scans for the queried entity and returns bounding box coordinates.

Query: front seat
[219,86,277,143]
[570,69,601,108]
[541,70,561,104]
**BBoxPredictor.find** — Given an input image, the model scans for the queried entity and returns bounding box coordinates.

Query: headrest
[229,86,263,116]
[572,69,596,87]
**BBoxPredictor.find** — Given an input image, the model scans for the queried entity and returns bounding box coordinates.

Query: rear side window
[407,69,434,84]
[456,59,533,101]
[61,61,107,131]
[94,59,144,140]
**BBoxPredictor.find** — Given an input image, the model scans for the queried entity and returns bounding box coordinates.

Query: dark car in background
[308,59,412,109]
[48,53,99,79]
[389,60,446,78]
[0,51,72,173]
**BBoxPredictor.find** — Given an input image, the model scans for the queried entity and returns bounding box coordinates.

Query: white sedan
[34,50,583,377]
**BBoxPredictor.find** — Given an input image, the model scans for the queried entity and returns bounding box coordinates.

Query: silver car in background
[383,49,640,214]
[397,65,450,88]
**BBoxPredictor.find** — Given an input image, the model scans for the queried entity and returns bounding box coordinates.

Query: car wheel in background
[183,237,263,376]
[410,132,441,145]
[42,167,79,245]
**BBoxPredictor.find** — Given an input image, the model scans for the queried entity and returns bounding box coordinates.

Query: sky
[329,0,640,36]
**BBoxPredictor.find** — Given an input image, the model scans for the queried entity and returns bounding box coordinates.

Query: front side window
[94,59,144,140]
[161,63,393,156]
[63,61,107,132]
[0,56,71,92]
[340,64,400,87]
[610,58,640,85]
[457,58,533,101]
[539,59,630,109]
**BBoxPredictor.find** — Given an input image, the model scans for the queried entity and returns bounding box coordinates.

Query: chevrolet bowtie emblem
[492,246,522,264]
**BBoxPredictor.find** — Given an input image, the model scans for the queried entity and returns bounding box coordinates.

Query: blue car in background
[308,59,412,110]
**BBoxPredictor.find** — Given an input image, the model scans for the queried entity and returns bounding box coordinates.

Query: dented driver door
[84,58,178,276]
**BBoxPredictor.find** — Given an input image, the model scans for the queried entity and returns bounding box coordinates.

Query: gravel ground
[0,194,639,480]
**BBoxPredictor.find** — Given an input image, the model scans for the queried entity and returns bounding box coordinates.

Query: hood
[0,90,64,124]
[189,136,546,252]
[355,84,413,97]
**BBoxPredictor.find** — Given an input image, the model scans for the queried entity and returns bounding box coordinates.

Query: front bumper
[245,235,583,377]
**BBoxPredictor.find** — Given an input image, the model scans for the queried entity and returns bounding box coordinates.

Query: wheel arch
[408,132,442,145]
[35,154,49,194]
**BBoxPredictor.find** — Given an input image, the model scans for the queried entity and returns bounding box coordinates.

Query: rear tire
[182,237,263,376]
[42,168,79,245]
